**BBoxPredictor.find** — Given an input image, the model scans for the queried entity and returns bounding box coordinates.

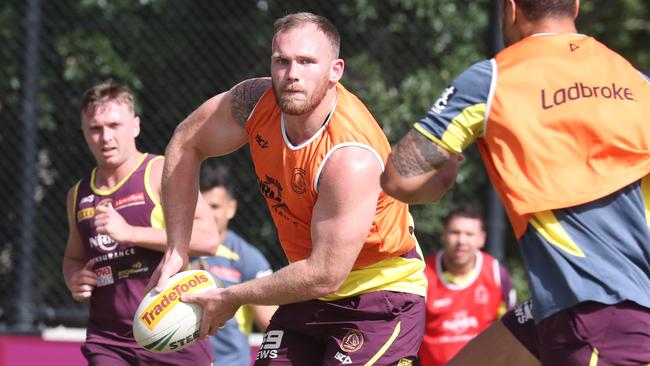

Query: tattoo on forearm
[390,130,448,177]
[230,78,272,126]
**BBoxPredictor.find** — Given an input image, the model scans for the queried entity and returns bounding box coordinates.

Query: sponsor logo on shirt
[541,82,635,110]
[94,265,114,287]
[442,311,479,334]
[259,175,283,203]
[92,247,136,264]
[258,175,299,225]
[113,192,145,210]
[514,299,534,324]
[117,261,149,279]
[77,208,95,222]
[256,134,269,149]
[89,233,118,252]
[431,86,456,114]
[80,194,95,205]
[334,352,352,364]
[433,297,452,308]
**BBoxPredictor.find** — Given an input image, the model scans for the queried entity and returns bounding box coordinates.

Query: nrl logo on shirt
[431,86,456,114]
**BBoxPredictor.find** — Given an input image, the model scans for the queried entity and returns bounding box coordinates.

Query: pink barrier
[0,335,260,365]
[0,336,85,366]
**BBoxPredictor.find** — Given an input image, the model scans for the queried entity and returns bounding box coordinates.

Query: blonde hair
[80,79,135,116]
[273,12,340,58]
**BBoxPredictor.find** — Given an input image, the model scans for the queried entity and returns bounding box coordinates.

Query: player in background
[150,12,427,365]
[191,162,277,366]
[62,79,219,365]
[381,0,650,364]
[419,204,516,366]
[447,298,540,366]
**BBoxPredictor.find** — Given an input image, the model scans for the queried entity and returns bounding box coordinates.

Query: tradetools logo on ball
[139,273,213,330]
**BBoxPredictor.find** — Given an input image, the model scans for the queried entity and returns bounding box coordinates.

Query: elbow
[310,270,347,298]
[381,171,413,203]
[380,172,427,204]
[380,160,429,204]
[380,166,457,204]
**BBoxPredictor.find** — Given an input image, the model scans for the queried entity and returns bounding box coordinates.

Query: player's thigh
[321,292,424,366]
[81,342,135,366]
[447,320,540,366]
[253,327,324,366]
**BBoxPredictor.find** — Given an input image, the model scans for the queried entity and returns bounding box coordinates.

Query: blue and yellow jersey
[414,34,650,322]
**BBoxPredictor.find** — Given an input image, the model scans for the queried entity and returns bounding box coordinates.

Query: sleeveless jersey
[413,33,650,321]
[418,251,512,366]
[482,34,650,237]
[73,153,211,359]
[246,83,426,299]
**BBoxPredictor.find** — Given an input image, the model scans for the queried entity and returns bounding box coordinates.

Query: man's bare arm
[231,78,272,126]
[151,78,270,292]
[381,129,461,204]
[390,130,450,176]
[181,147,382,338]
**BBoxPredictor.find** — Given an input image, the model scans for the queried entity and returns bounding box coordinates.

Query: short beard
[272,78,329,115]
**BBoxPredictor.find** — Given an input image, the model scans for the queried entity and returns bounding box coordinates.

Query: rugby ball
[133,269,223,353]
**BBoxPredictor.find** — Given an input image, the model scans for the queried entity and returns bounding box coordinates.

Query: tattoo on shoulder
[390,130,449,177]
[230,78,272,126]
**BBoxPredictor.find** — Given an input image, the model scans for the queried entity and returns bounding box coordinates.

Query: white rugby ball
[133,269,223,353]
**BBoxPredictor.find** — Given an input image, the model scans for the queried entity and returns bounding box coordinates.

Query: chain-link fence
[7,0,647,333]
[3,0,493,332]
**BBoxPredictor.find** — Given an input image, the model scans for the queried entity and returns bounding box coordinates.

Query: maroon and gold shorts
[536,301,650,365]
[253,291,425,365]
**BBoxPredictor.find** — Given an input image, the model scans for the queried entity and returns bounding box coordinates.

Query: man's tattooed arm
[390,130,451,177]
[229,77,272,126]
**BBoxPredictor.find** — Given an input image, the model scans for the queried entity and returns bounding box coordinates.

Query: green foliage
[3,0,650,325]
[340,0,492,253]
[55,32,140,85]
[506,257,531,302]
[579,0,650,73]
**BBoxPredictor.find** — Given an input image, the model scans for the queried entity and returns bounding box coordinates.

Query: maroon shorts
[501,299,539,359]
[253,291,425,366]
[537,301,650,365]
[81,340,213,366]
